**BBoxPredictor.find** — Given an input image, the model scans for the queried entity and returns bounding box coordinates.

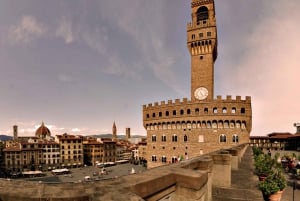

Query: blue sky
[0,0,299,136]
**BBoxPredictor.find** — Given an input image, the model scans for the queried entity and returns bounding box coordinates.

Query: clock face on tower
[194,87,208,100]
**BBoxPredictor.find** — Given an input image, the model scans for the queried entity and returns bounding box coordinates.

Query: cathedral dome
[35,122,51,139]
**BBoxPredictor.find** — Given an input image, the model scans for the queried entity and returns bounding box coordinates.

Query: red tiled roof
[288,133,300,138]
[249,136,269,139]
[56,133,83,140]
[3,146,21,152]
[35,122,51,137]
[267,132,293,137]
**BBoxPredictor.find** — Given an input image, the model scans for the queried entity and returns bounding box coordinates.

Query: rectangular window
[198,135,204,143]
[199,33,203,38]
[207,32,211,37]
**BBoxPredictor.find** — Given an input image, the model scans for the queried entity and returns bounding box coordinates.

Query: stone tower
[188,0,217,101]
[13,125,18,141]
[112,121,117,140]
[126,127,131,141]
[143,0,252,169]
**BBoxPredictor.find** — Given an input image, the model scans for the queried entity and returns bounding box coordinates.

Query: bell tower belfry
[187,0,218,102]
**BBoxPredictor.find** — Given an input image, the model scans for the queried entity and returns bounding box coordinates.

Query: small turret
[294,123,300,133]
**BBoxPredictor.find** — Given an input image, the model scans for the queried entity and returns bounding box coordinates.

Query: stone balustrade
[0,144,248,201]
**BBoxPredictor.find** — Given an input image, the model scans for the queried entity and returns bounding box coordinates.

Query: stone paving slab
[280,168,300,201]
[212,146,262,201]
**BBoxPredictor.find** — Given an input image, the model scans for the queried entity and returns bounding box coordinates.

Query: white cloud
[8,15,46,44]
[56,17,74,44]
[97,1,181,93]
[80,26,108,55]
[71,128,81,132]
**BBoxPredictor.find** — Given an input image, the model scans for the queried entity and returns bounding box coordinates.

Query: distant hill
[0,135,13,141]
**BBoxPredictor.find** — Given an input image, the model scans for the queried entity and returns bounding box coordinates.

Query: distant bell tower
[187,0,218,101]
[112,121,117,140]
[126,127,131,141]
[13,125,18,141]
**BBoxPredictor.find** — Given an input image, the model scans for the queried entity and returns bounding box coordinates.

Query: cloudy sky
[0,0,299,137]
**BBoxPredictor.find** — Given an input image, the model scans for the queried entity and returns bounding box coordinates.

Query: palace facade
[143,0,252,168]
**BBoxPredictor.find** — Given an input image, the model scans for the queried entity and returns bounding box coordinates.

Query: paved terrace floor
[212,146,300,201]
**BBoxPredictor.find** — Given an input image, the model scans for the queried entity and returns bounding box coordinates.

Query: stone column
[228,149,238,170]
[198,156,213,201]
[211,151,231,187]
[174,169,208,201]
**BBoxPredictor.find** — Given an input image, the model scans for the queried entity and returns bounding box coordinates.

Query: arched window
[152,113,156,118]
[232,134,239,143]
[152,155,157,162]
[224,120,229,128]
[180,109,184,115]
[204,108,208,114]
[230,121,235,128]
[218,120,223,128]
[196,6,209,24]
[222,107,227,113]
[151,135,156,142]
[172,122,176,129]
[202,121,206,128]
[242,121,246,129]
[212,120,217,128]
[167,123,171,130]
[195,108,200,115]
[172,134,178,142]
[187,109,191,115]
[161,135,166,142]
[219,134,227,143]
[232,107,236,114]
[187,121,192,129]
[192,121,197,128]
[236,121,241,128]
[165,111,169,116]
[213,107,218,113]
[176,121,181,129]
[173,110,176,115]
[162,123,167,130]
[207,121,211,128]
[184,135,188,142]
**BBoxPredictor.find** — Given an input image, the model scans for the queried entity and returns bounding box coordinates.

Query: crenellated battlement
[191,0,214,8]
[143,96,251,109]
